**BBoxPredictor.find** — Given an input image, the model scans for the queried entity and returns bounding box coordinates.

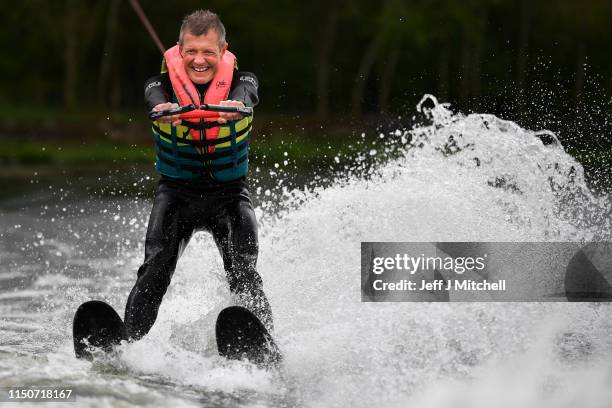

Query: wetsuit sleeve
[144,73,172,112]
[230,71,259,108]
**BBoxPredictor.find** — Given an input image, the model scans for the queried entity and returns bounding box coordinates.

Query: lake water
[0,95,610,407]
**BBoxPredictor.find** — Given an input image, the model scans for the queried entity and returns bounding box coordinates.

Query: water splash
[1,95,610,407]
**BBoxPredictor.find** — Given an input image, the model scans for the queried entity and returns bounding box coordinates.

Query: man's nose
[194,53,206,64]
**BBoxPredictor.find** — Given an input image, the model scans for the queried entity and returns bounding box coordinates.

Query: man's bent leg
[212,199,274,332]
[125,184,192,340]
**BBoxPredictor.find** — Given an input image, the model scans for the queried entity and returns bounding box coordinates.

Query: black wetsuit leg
[124,177,273,340]
[210,190,274,332]
[124,182,194,340]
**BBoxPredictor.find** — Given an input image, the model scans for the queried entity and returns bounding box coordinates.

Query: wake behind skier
[124,9,273,340]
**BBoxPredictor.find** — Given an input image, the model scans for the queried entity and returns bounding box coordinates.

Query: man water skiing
[124,9,273,340]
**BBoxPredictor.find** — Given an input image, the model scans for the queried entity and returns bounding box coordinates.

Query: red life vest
[163,45,235,145]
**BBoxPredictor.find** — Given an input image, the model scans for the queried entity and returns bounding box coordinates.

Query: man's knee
[228,266,264,294]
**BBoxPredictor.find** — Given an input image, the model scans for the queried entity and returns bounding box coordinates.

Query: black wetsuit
[124,70,273,340]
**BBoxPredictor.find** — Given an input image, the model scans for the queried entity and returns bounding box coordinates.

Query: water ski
[73,300,128,360]
[215,306,282,368]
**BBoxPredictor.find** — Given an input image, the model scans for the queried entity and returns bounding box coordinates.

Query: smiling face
[179,30,227,85]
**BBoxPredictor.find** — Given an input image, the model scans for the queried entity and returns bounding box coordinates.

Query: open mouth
[192,66,209,73]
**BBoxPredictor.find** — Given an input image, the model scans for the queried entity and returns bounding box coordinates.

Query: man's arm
[144,73,172,111]
[144,73,182,125]
[217,71,259,124]
[229,71,259,107]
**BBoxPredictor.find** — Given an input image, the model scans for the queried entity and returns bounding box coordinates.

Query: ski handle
[148,104,253,121]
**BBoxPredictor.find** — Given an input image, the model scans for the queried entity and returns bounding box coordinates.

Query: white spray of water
[114,95,611,407]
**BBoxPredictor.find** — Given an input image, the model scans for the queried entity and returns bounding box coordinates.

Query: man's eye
[187,50,196,55]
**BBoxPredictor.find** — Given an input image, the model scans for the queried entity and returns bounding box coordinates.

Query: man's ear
[221,42,228,55]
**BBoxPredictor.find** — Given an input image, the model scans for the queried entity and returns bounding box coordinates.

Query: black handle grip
[201,104,253,116]
[148,104,253,121]
[148,104,196,120]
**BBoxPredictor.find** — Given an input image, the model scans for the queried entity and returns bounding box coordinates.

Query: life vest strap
[157,152,248,175]
[155,136,249,161]
[181,120,222,130]
[229,121,238,169]
[152,123,251,147]
[170,123,181,173]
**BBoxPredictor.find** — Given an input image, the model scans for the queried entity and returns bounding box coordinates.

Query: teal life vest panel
[152,109,252,182]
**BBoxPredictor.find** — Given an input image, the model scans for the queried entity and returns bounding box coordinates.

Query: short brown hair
[178,10,226,48]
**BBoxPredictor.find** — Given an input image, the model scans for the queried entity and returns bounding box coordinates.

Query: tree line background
[2,0,611,149]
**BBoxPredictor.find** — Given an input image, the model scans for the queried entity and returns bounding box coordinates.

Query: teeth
[193,67,208,72]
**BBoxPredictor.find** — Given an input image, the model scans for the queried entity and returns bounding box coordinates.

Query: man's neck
[194,82,210,97]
